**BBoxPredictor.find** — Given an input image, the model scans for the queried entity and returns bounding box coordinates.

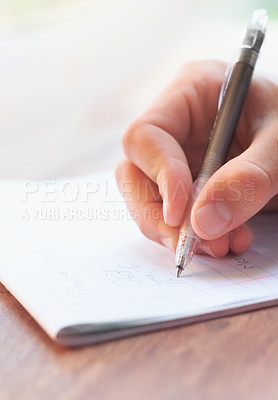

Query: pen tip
[176,266,183,278]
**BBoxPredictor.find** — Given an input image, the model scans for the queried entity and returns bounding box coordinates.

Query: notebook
[0,170,277,346]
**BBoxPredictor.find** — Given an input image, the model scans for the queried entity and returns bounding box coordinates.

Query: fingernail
[163,199,168,224]
[196,201,232,236]
[161,237,175,253]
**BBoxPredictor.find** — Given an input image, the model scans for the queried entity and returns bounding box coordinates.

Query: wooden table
[1,282,278,399]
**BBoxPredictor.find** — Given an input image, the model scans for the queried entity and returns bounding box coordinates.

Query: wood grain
[1,282,278,400]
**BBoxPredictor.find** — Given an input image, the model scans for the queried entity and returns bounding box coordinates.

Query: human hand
[116,60,278,257]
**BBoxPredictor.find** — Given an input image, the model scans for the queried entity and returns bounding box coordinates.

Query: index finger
[122,60,225,227]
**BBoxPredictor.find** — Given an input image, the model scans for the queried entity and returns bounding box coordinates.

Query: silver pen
[175,9,268,277]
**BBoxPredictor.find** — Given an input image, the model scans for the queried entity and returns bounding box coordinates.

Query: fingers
[123,124,192,227]
[198,235,230,257]
[124,60,225,146]
[191,122,278,240]
[229,224,254,254]
[122,61,226,228]
[198,224,253,257]
[115,159,179,251]
[118,60,278,260]
[116,159,254,258]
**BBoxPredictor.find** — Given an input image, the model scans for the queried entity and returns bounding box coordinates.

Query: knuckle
[121,121,139,158]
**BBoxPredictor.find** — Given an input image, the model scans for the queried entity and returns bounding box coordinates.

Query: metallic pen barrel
[175,9,267,277]
[176,234,199,277]
[175,175,205,275]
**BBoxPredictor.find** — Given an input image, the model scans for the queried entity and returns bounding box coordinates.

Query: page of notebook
[0,171,277,340]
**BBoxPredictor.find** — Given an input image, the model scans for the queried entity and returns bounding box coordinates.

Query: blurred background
[1,0,278,179]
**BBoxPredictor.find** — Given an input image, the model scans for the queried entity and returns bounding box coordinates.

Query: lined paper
[0,171,277,345]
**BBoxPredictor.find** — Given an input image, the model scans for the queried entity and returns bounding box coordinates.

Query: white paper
[0,171,277,344]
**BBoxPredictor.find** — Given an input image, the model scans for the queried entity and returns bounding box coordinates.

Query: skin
[116,60,278,258]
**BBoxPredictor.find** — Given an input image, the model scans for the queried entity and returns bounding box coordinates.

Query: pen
[175,9,268,277]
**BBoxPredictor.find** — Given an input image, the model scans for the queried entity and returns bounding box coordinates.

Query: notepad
[0,170,277,346]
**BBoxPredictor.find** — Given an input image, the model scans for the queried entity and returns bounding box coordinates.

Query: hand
[116,60,278,258]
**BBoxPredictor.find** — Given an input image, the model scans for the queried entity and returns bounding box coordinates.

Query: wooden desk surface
[1,282,278,400]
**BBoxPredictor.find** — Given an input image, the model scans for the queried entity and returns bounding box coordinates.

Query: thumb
[191,129,278,240]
